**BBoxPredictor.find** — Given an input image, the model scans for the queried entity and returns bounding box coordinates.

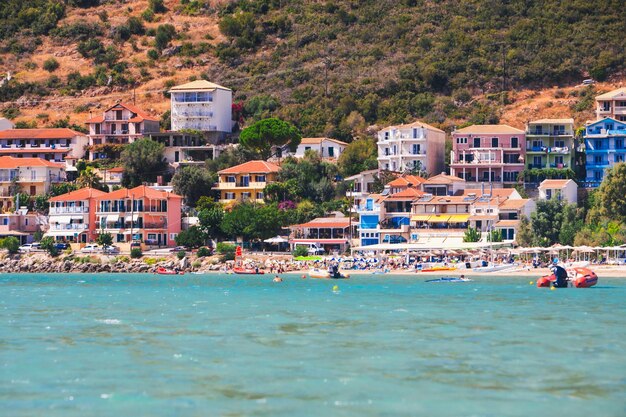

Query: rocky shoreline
[0,253,224,274]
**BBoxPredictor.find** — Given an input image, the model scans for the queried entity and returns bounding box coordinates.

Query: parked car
[102,245,120,254]
[19,243,42,253]
[130,241,141,248]
[81,244,101,253]
[169,246,187,252]
[54,243,70,250]
[582,78,595,85]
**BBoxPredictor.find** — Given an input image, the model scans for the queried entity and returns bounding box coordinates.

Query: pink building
[47,187,108,243]
[94,185,182,246]
[450,125,525,186]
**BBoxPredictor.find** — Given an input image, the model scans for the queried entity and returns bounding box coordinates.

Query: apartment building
[94,185,182,246]
[0,208,43,244]
[290,215,356,254]
[450,124,526,186]
[169,80,232,134]
[583,117,626,187]
[0,128,87,162]
[377,120,446,175]
[595,87,626,122]
[525,119,575,173]
[47,187,108,243]
[85,103,160,160]
[147,131,221,169]
[0,156,65,212]
[538,179,578,204]
[213,160,280,204]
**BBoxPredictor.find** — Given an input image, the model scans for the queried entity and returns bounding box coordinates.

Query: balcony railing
[49,224,88,231]
[49,207,89,214]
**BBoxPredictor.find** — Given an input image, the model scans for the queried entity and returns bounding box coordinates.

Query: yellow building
[213,160,281,204]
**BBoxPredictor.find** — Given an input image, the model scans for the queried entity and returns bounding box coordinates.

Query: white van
[18,243,42,253]
[294,243,325,255]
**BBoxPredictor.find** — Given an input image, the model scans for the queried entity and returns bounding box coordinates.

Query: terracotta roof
[387,175,426,187]
[0,128,84,139]
[498,199,532,210]
[294,217,351,229]
[424,173,466,185]
[528,118,574,125]
[300,137,349,146]
[538,179,575,189]
[86,103,159,123]
[49,187,108,202]
[95,185,182,200]
[596,88,626,100]
[218,160,281,174]
[453,124,525,135]
[169,80,231,92]
[461,188,517,198]
[385,188,423,200]
[380,120,445,134]
[496,220,521,227]
[108,166,124,173]
[0,156,65,169]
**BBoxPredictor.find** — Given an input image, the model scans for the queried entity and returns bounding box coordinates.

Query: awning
[107,214,120,222]
[411,214,431,222]
[45,230,83,237]
[70,215,85,220]
[427,215,450,223]
[51,215,72,224]
[447,214,470,223]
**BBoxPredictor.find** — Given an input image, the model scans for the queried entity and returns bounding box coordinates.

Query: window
[413,128,418,138]
[511,137,518,148]
[328,147,334,157]
[392,145,397,155]
[594,155,603,164]
[412,144,420,155]
[256,192,264,200]
[473,138,481,148]
[174,151,179,162]
[2,218,7,225]
[491,137,499,148]
[532,140,543,148]
[226,175,236,183]
[224,192,235,200]
[305,146,311,151]
[170,233,178,240]
[456,137,467,144]
[594,140,602,149]
[241,192,251,200]
[616,154,625,163]
[256,175,266,183]
[384,131,389,140]
[616,139,623,149]
[554,140,565,148]
[533,156,542,167]
[554,156,564,165]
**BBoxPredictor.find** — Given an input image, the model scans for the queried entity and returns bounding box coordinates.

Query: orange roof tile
[49,187,108,202]
[424,173,466,185]
[95,185,182,200]
[0,148,70,154]
[385,188,424,200]
[538,179,575,188]
[300,137,349,146]
[108,166,124,173]
[0,128,84,139]
[453,124,525,135]
[496,219,521,227]
[498,199,532,210]
[461,188,517,198]
[86,103,159,123]
[218,160,281,174]
[387,175,426,187]
[379,120,445,134]
[0,156,65,169]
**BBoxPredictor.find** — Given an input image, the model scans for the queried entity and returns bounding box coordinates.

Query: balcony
[587,161,610,168]
[49,207,89,214]
[49,224,88,231]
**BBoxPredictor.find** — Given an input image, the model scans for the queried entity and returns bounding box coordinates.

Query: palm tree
[76,167,105,190]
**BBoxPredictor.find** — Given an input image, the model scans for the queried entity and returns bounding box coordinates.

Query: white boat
[308,268,331,279]
[473,263,519,273]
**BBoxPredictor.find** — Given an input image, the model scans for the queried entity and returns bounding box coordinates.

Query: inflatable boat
[536,267,597,288]
[156,267,184,275]
[308,268,349,279]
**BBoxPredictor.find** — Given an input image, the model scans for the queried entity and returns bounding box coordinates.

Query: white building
[0,118,14,131]
[595,87,626,122]
[169,80,232,133]
[85,103,160,160]
[293,137,348,160]
[0,128,87,162]
[377,120,446,175]
[345,169,378,209]
[538,179,578,204]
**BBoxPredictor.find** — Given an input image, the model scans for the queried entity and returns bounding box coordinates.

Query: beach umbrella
[264,235,289,243]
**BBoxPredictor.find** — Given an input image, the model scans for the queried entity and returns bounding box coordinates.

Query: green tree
[337,137,378,177]
[175,226,206,248]
[96,232,113,247]
[120,138,166,187]
[463,227,481,243]
[39,236,59,256]
[515,216,534,246]
[216,242,236,261]
[1,236,20,254]
[76,166,106,190]
[198,206,224,240]
[293,245,309,257]
[530,199,565,246]
[488,229,503,243]
[155,24,176,51]
[596,162,626,222]
[172,166,215,207]
[239,118,301,159]
[43,57,59,72]
[559,203,583,246]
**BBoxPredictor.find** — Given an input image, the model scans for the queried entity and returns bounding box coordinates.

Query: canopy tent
[264,236,289,243]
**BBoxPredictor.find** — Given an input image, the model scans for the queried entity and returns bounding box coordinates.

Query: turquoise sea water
[1,273,625,417]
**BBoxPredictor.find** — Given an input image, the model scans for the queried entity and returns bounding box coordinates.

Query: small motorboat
[536,267,597,288]
[308,268,349,279]
[473,263,518,273]
[233,267,265,275]
[420,265,457,272]
[156,267,184,275]
[425,277,472,283]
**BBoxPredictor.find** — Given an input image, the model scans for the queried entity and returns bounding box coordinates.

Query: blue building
[357,195,382,247]
[584,117,626,187]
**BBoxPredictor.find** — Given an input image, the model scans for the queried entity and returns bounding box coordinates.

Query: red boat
[536,267,597,288]
[232,267,265,275]
[156,267,184,275]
